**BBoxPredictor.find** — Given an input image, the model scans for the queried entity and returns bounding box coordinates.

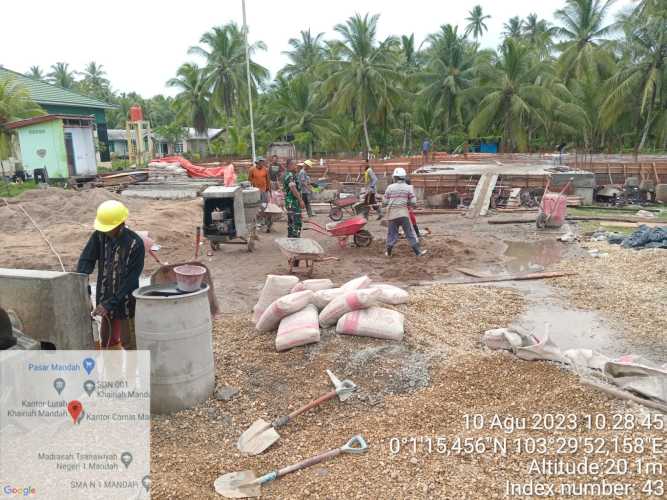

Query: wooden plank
[448,271,576,283]
[653,162,660,184]
[466,173,499,218]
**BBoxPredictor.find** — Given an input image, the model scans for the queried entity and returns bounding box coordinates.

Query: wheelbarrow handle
[273,389,338,428]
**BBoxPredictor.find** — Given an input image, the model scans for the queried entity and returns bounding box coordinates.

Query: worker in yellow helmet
[77,200,145,349]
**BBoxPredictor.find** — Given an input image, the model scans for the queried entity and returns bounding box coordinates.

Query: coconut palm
[421,24,477,132]
[189,23,268,122]
[601,17,667,151]
[47,62,76,89]
[0,77,44,159]
[465,5,491,40]
[167,63,211,136]
[502,17,524,39]
[323,13,400,154]
[268,76,331,156]
[469,39,552,152]
[280,29,325,78]
[25,66,44,80]
[78,62,111,100]
[554,0,617,80]
[522,14,558,59]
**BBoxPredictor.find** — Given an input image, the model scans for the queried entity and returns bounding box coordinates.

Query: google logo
[2,485,36,497]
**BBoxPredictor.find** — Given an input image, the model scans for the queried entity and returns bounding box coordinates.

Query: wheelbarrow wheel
[536,212,547,229]
[247,239,255,252]
[329,206,343,221]
[210,241,221,251]
[353,229,373,247]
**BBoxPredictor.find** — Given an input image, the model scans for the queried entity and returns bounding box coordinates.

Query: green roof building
[0,67,116,162]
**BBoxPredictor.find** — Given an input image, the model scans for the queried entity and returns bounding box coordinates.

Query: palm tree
[323,13,400,154]
[469,39,552,152]
[25,66,44,80]
[189,23,268,122]
[522,14,558,59]
[602,17,667,152]
[502,17,524,39]
[280,29,325,78]
[421,25,477,133]
[554,0,617,80]
[167,63,211,136]
[269,76,331,157]
[465,5,491,40]
[79,62,111,100]
[47,62,75,89]
[0,77,44,159]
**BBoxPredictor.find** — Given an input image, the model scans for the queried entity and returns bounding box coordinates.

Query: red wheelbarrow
[304,215,373,248]
[536,177,573,228]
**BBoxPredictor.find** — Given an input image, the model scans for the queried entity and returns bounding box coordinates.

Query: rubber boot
[385,246,393,257]
[412,245,428,257]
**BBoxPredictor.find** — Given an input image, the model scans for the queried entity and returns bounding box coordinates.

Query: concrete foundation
[0,269,94,349]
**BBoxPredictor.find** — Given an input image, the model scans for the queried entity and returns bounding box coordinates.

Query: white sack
[336,307,404,341]
[319,288,380,327]
[291,279,334,293]
[256,290,314,332]
[253,275,300,322]
[369,284,409,305]
[276,304,320,351]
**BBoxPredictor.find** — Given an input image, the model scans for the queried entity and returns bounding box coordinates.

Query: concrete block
[0,269,94,349]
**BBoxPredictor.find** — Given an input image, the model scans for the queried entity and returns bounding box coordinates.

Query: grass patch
[0,181,39,198]
[569,206,667,221]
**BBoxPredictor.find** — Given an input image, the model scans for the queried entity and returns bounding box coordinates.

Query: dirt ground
[2,188,665,499]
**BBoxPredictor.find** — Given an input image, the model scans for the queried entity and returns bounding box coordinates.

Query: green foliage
[0,181,38,198]
[0,77,45,159]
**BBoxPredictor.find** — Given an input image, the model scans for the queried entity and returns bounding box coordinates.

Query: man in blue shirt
[422,138,431,163]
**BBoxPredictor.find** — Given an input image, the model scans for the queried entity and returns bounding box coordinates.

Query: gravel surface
[150,284,664,499]
[553,242,667,359]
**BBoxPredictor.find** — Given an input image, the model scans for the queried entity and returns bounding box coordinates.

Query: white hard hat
[393,167,407,178]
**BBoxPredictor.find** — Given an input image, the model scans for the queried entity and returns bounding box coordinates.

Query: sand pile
[0,188,201,273]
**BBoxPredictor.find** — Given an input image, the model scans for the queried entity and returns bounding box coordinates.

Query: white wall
[65,127,97,175]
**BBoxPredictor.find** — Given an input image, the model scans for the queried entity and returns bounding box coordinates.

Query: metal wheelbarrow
[274,237,339,276]
[304,215,373,248]
[536,177,573,229]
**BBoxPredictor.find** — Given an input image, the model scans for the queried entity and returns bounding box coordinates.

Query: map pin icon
[142,475,151,492]
[83,380,96,397]
[67,401,83,424]
[120,452,133,469]
[53,378,66,395]
[82,357,95,375]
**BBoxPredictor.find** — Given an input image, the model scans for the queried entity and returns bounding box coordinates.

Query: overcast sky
[2,0,633,98]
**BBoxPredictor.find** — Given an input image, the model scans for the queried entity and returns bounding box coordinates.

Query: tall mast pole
[242,0,256,163]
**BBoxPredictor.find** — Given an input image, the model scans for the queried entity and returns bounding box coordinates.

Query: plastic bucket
[173,265,206,292]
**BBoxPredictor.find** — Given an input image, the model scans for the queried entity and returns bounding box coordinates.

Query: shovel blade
[214,470,261,498]
[237,418,281,455]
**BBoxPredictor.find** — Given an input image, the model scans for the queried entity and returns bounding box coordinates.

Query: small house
[5,115,98,178]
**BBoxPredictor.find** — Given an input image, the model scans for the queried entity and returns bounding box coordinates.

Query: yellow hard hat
[303,159,314,167]
[94,200,129,232]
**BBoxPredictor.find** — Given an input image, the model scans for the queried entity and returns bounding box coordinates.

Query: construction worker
[269,155,282,191]
[248,156,271,204]
[297,159,314,217]
[77,200,145,350]
[283,159,305,238]
[383,168,427,257]
[363,160,383,219]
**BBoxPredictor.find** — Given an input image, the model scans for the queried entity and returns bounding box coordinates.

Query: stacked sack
[253,275,409,351]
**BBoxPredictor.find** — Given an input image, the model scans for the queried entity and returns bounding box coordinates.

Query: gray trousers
[386,217,419,251]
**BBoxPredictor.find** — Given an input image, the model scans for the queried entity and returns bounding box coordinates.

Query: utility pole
[242,0,257,163]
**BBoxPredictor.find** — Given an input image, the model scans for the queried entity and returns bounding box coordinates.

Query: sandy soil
[2,189,665,499]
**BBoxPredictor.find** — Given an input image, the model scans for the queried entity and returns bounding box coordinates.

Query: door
[64,132,75,176]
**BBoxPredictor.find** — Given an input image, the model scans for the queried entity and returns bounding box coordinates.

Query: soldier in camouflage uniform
[283,159,305,237]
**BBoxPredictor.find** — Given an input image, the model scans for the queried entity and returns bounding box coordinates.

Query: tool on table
[215,435,368,498]
[237,370,356,455]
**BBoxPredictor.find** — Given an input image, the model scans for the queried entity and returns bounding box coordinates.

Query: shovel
[215,435,368,498]
[237,370,356,455]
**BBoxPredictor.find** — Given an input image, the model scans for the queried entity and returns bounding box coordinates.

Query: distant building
[106,127,224,158]
[5,115,98,178]
[0,67,116,162]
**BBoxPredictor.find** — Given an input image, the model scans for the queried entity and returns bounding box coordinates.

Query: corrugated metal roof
[0,67,116,110]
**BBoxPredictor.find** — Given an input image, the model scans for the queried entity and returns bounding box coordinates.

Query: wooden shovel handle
[273,389,338,428]
[276,448,341,478]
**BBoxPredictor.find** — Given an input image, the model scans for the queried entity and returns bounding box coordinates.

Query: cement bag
[291,279,334,293]
[340,275,371,291]
[336,307,404,341]
[319,288,380,327]
[256,290,314,332]
[253,275,300,322]
[370,284,409,305]
[275,304,320,351]
[312,288,344,310]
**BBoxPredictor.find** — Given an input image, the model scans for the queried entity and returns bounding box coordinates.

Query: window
[174,143,183,153]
